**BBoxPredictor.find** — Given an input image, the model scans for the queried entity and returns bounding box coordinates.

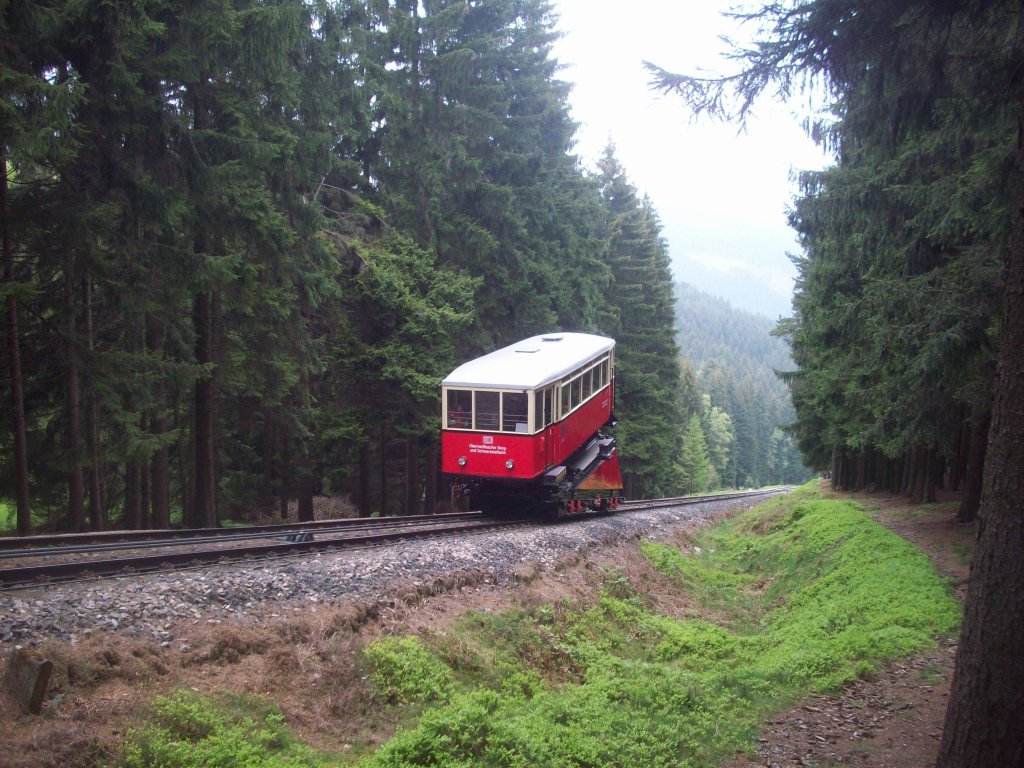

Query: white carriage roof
[442,333,615,390]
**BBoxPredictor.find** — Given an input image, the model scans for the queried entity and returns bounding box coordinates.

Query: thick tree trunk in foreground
[937,104,1024,768]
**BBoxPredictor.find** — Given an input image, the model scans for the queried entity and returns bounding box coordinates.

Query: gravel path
[0,497,767,646]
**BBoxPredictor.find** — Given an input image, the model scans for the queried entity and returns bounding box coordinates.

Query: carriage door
[541,384,556,467]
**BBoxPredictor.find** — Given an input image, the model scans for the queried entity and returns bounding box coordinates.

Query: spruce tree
[597,145,683,497]
[677,414,711,494]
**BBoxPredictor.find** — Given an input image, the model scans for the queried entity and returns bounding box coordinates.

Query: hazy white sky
[551,1,831,319]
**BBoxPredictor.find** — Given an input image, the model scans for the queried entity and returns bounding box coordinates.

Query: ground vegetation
[77,485,959,767]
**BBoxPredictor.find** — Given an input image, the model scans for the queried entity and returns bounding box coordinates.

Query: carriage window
[561,380,570,415]
[447,389,472,428]
[572,376,582,409]
[475,391,500,431]
[592,365,601,392]
[544,386,554,424]
[503,392,529,432]
[533,389,544,432]
[582,368,593,400]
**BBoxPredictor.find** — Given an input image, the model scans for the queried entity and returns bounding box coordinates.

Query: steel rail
[0,513,485,559]
[620,488,788,511]
[0,489,789,588]
[0,516,527,588]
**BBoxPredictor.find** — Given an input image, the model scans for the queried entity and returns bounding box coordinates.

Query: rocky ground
[0,498,743,646]
[0,488,972,767]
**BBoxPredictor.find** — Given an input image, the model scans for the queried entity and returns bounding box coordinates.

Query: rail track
[0,489,786,588]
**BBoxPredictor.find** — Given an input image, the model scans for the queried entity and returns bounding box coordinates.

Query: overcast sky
[550,1,831,319]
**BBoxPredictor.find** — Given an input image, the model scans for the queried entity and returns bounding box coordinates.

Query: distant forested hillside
[674,283,813,490]
[675,284,792,373]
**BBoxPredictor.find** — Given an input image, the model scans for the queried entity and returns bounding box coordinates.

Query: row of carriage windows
[445,355,612,433]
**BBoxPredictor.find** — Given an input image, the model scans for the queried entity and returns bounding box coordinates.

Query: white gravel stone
[0,497,767,645]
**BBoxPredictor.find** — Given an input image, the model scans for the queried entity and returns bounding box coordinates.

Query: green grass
[117,484,960,768]
[363,636,454,705]
[121,691,330,767]
[359,485,959,767]
[0,499,13,532]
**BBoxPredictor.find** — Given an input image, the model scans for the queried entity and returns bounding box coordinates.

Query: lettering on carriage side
[469,437,507,456]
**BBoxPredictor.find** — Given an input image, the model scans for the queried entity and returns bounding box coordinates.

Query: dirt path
[726,491,974,768]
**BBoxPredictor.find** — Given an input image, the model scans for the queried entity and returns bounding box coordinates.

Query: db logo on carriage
[483,435,494,445]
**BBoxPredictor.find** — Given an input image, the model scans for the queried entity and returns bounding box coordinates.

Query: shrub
[363,636,453,705]
[121,690,323,768]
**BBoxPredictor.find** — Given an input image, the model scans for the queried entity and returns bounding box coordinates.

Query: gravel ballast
[0,496,771,646]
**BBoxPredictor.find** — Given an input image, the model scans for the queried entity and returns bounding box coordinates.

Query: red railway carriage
[441,333,623,514]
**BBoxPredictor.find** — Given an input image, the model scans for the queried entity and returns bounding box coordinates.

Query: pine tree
[677,414,711,494]
[700,394,734,489]
[598,146,683,497]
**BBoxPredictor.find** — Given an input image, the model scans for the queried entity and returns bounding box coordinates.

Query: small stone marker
[1,648,53,714]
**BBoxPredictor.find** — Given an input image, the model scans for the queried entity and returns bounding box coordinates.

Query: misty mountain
[675,282,795,376]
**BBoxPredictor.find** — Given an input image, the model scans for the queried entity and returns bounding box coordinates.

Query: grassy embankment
[118,485,960,767]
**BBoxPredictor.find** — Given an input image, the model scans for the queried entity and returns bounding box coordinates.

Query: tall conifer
[597,146,683,497]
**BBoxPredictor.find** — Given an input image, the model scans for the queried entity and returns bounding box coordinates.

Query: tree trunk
[192,289,215,528]
[64,260,86,532]
[2,153,31,536]
[890,454,903,494]
[899,448,913,496]
[83,276,105,531]
[937,100,1024,768]
[189,82,216,530]
[358,440,371,518]
[854,448,867,490]
[124,459,143,530]
[176,390,192,526]
[425,440,438,514]
[260,406,276,514]
[140,448,150,530]
[948,408,969,492]
[297,475,314,522]
[920,446,936,504]
[404,435,420,516]
[830,444,841,490]
[379,423,388,516]
[297,449,314,523]
[147,312,170,529]
[908,446,924,500]
[211,291,223,520]
[958,409,990,523]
